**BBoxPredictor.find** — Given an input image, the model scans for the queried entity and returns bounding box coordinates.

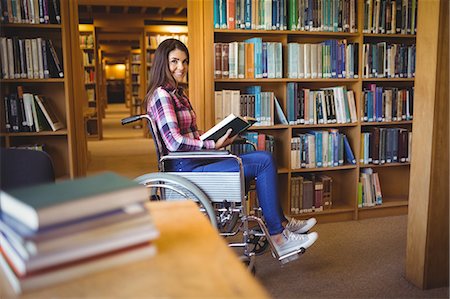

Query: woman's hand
[215,129,238,149]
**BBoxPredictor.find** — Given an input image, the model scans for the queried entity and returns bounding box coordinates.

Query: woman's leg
[178,151,287,235]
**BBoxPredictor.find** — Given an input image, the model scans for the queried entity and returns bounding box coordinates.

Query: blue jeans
[166,151,287,235]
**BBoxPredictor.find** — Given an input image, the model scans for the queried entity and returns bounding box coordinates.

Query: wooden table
[1,201,269,298]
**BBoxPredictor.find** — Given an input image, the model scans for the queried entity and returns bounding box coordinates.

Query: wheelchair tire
[135,172,217,228]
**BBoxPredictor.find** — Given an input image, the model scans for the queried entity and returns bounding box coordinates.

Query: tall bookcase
[78,24,102,140]
[129,48,144,116]
[0,0,77,179]
[204,0,416,223]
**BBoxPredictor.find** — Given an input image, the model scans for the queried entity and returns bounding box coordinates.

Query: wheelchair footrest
[275,247,307,264]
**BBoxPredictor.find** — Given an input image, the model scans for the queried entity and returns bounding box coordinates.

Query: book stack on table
[0,172,159,295]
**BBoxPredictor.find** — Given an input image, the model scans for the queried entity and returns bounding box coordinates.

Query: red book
[226,0,235,29]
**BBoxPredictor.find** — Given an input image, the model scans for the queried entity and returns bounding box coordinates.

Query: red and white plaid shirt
[147,84,215,153]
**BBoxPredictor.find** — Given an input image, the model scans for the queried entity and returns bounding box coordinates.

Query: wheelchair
[121,114,308,271]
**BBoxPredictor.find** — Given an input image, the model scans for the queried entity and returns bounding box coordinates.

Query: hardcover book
[199,114,256,142]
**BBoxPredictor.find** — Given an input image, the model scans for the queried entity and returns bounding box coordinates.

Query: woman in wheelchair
[145,39,318,257]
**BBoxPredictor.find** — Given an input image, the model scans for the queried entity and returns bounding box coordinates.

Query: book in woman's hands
[200,114,256,142]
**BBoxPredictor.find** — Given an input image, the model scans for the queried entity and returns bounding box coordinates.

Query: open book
[200,114,256,142]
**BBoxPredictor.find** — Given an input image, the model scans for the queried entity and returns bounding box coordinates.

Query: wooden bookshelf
[129,48,144,116]
[78,24,102,140]
[195,0,417,223]
[0,0,78,179]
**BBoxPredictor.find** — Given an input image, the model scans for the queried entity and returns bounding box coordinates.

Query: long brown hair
[144,38,189,108]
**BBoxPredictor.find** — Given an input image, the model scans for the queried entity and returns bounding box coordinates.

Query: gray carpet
[254,215,449,298]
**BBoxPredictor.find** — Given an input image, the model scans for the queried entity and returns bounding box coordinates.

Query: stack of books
[0,172,158,294]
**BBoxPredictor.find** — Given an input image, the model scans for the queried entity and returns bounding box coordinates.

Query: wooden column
[187,0,206,130]
[406,0,449,289]
[67,0,88,176]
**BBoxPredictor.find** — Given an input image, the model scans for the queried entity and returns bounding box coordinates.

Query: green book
[0,172,149,231]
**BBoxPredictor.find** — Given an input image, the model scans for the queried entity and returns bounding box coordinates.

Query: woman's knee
[244,151,275,168]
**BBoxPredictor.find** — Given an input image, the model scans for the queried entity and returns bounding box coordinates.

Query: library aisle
[86,103,157,179]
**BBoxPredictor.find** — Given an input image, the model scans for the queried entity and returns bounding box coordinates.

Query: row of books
[358,168,383,207]
[290,175,333,215]
[131,74,140,85]
[214,87,288,126]
[79,33,94,49]
[287,41,359,79]
[287,84,357,125]
[290,129,356,169]
[0,0,61,24]
[360,128,411,165]
[214,40,283,79]
[4,90,63,133]
[229,132,275,156]
[131,54,140,63]
[0,37,64,79]
[361,85,413,122]
[146,34,188,50]
[0,172,159,294]
[214,0,357,33]
[362,42,416,79]
[84,69,95,84]
[131,64,140,73]
[362,0,417,34]
[82,51,94,67]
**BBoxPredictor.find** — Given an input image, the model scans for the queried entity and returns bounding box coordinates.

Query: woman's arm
[149,88,215,152]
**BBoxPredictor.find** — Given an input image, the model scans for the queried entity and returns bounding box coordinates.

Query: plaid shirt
[147,84,215,153]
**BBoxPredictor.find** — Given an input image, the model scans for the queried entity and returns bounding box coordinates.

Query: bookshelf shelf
[1,24,62,29]
[359,200,409,209]
[0,0,79,179]
[0,79,65,83]
[361,121,413,126]
[360,162,411,168]
[79,24,102,140]
[363,33,416,38]
[205,0,417,223]
[291,165,357,173]
[214,29,359,37]
[2,130,69,136]
[362,78,415,82]
[215,78,359,83]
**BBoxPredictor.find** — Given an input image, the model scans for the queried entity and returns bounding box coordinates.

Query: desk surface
[1,201,269,298]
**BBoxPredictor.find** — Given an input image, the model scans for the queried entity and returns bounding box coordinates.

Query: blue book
[274,96,288,125]
[287,83,296,124]
[245,38,263,78]
[311,131,323,167]
[214,0,220,28]
[262,42,268,78]
[244,0,251,29]
[246,86,262,124]
[343,134,356,164]
[331,40,337,78]
[331,130,339,166]
[220,0,227,29]
[376,87,383,121]
[367,91,374,122]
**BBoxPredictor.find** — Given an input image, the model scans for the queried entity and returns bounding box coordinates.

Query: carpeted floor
[88,103,449,298]
[254,215,448,298]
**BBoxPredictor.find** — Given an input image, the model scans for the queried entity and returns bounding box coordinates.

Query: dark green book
[0,172,148,231]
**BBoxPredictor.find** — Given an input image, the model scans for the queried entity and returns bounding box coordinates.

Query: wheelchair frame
[122,114,307,268]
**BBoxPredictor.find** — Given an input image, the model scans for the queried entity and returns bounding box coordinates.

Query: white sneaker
[272,229,318,257]
[285,218,317,234]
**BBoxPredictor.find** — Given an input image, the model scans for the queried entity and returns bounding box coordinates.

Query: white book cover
[36,38,44,79]
[0,37,9,79]
[347,90,358,123]
[214,91,223,123]
[267,43,276,79]
[317,44,323,78]
[22,93,35,130]
[31,39,39,79]
[228,42,238,79]
[274,43,282,78]
[7,38,15,79]
[231,90,241,117]
[287,43,298,78]
[25,39,34,79]
[303,43,311,79]
[310,44,318,79]
[298,43,305,78]
[221,90,232,118]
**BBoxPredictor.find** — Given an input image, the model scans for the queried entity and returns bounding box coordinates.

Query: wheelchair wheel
[135,172,217,228]
[248,232,269,255]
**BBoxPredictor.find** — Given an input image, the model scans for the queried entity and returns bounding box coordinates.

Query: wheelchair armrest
[166,150,230,157]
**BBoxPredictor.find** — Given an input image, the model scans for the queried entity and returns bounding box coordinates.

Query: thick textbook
[0,172,149,231]
[200,114,256,142]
